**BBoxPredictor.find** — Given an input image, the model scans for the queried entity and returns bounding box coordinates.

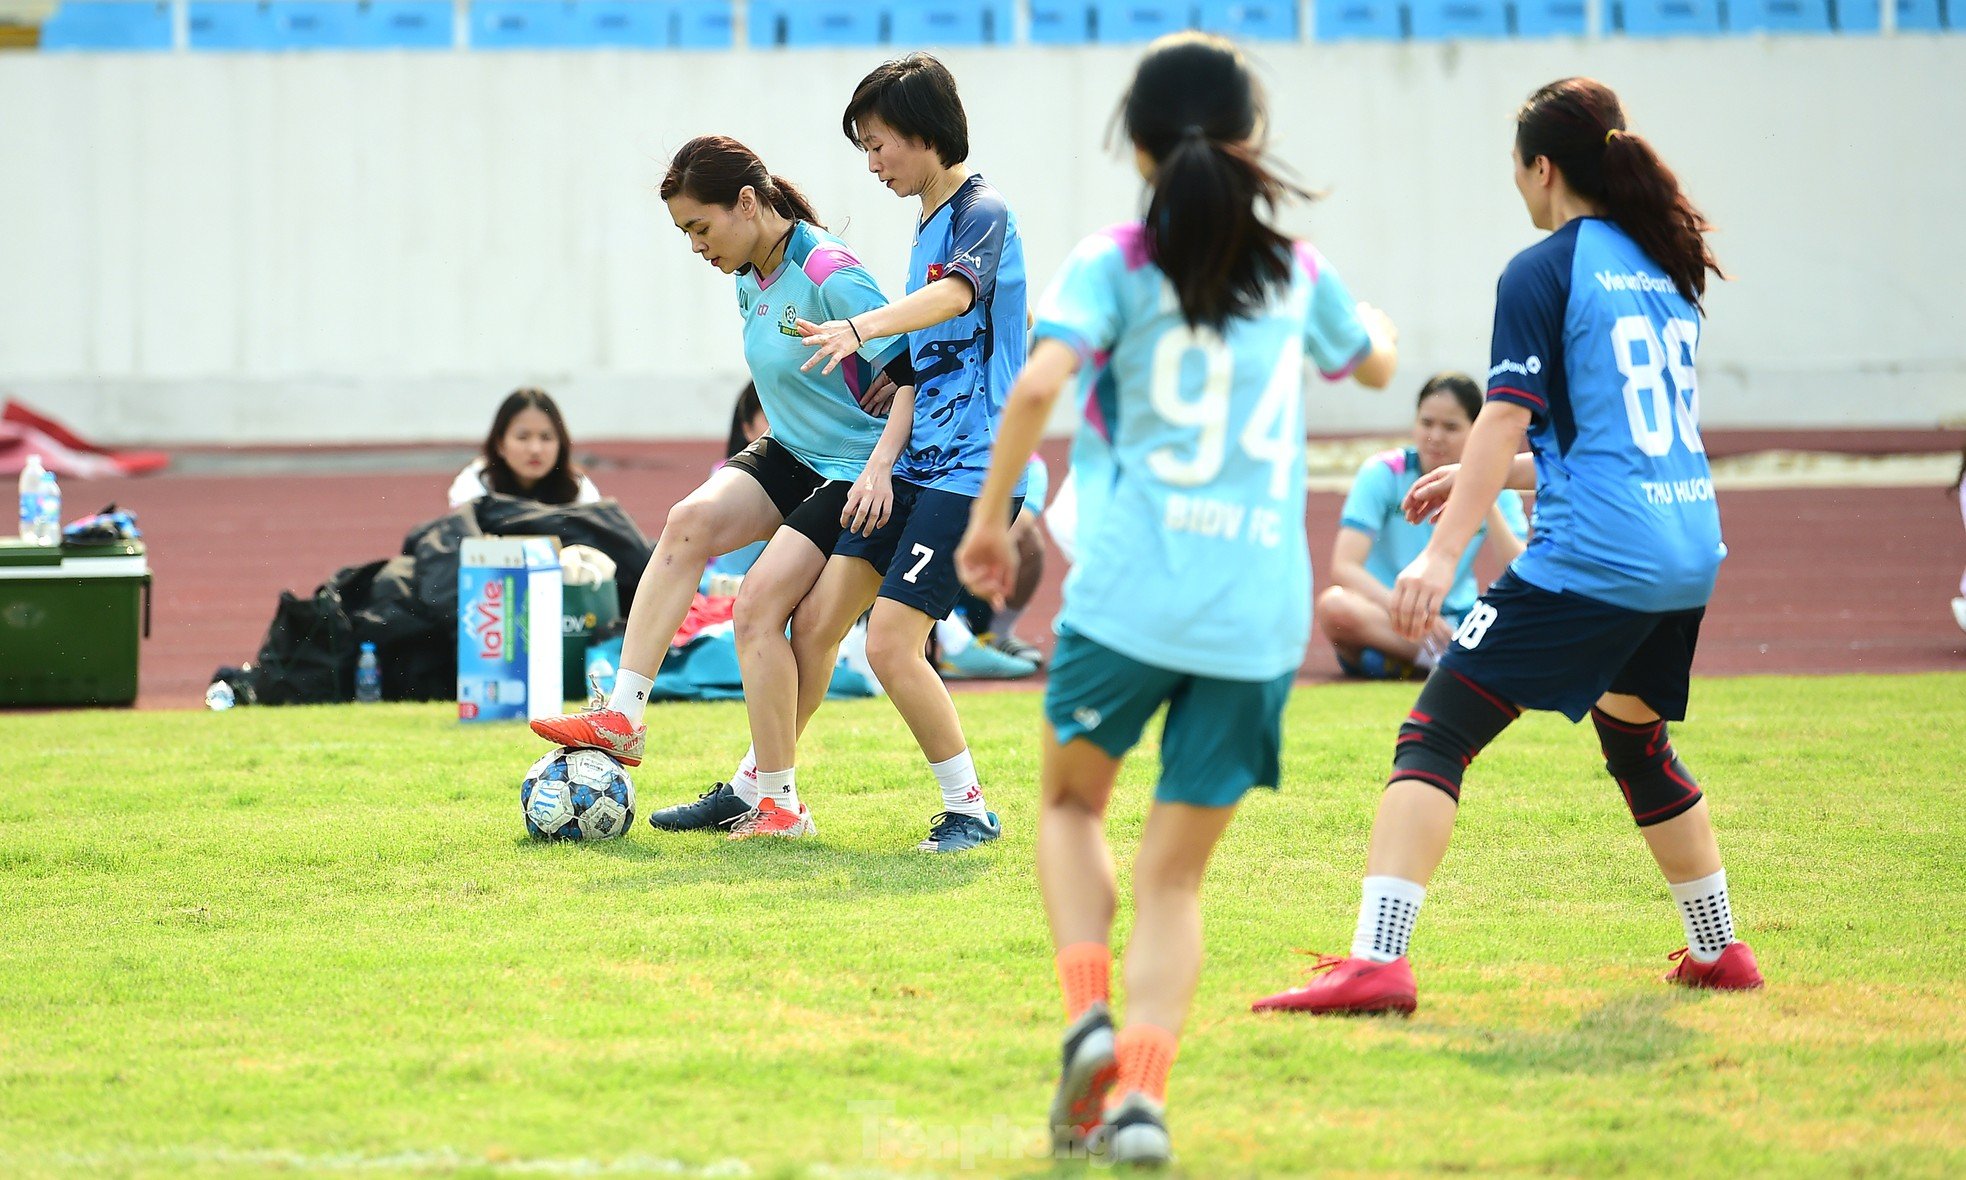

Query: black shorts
[725,437,853,555]
[831,480,1022,620]
[1436,570,1705,723]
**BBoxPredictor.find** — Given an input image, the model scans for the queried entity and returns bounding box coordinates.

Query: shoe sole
[1049,1028,1117,1158]
[529,722,644,768]
[648,812,741,833]
[1108,1123,1173,1168]
[1253,995,1416,1016]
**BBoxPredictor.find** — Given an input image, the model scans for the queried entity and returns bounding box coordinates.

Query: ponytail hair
[1120,33,1310,331]
[660,134,823,229]
[1516,78,1724,309]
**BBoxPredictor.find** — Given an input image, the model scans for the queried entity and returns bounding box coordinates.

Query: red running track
[46,439,1966,710]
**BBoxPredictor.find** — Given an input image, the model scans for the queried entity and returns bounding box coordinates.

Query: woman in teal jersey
[959,34,1397,1165]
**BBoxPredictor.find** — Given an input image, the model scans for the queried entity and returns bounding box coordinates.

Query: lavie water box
[457,536,562,722]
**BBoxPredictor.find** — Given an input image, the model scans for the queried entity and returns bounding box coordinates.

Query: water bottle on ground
[34,468,60,546]
[205,681,237,711]
[17,453,44,544]
[355,642,382,703]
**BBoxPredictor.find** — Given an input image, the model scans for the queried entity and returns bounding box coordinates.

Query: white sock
[1351,876,1427,962]
[935,616,975,657]
[1669,869,1735,963]
[730,748,762,807]
[607,669,654,724]
[929,749,987,818]
[753,767,798,813]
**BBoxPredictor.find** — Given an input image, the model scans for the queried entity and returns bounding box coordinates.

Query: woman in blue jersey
[1254,78,1763,1019]
[532,137,917,831]
[1322,373,1526,679]
[958,35,1397,1165]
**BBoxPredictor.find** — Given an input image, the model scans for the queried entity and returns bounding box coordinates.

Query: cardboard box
[457,536,562,722]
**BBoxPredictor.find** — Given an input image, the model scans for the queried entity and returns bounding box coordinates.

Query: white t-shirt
[448,458,602,509]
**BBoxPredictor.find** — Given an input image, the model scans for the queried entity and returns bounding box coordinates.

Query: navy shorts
[832,480,1021,619]
[1045,626,1295,809]
[1438,570,1705,723]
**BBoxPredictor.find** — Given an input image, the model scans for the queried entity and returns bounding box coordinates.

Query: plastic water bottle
[17,453,45,544]
[355,642,382,703]
[205,681,236,711]
[34,468,60,546]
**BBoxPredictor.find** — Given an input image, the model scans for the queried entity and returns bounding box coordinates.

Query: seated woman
[448,387,602,508]
[1321,372,1528,679]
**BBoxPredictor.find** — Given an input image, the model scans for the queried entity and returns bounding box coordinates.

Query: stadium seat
[1195,0,1300,38]
[188,1,282,49]
[1313,0,1405,38]
[1514,0,1587,34]
[565,0,665,47]
[469,0,571,47]
[1095,1,1196,40]
[347,0,453,49]
[749,0,883,46]
[1409,0,1508,35]
[39,0,175,50]
[1613,0,1723,35]
[1728,0,1835,30]
[1835,0,1946,29]
[671,0,732,47]
[888,0,1011,44]
[1030,0,1094,42]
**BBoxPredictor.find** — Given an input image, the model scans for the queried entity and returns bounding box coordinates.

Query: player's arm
[1403,453,1537,524]
[843,384,916,536]
[1480,494,1528,567]
[1389,402,1532,639]
[1330,528,1392,610]
[1349,303,1400,389]
[956,339,1077,605]
[799,277,974,375]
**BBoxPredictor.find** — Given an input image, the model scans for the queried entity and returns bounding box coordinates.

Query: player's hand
[1390,547,1458,642]
[1403,463,1459,524]
[956,518,1017,609]
[858,372,899,417]
[796,317,861,377]
[841,467,894,536]
[1356,301,1399,347]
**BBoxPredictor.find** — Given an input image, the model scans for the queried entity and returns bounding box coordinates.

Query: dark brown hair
[481,387,583,504]
[725,381,765,460]
[660,135,822,234]
[842,52,970,167]
[1417,371,1483,423]
[1120,33,1308,331]
[1516,78,1725,309]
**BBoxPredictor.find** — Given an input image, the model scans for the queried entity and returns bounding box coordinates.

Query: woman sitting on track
[447,387,602,508]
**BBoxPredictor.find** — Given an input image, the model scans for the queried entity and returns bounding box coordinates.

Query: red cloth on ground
[1,399,171,478]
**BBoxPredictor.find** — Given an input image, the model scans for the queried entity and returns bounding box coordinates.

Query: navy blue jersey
[1486,218,1725,612]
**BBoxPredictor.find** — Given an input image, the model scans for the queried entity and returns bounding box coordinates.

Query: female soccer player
[1253,77,1763,1018]
[958,34,1397,1164]
[531,137,915,843]
[729,52,1031,850]
[1321,373,1526,679]
[448,387,602,508]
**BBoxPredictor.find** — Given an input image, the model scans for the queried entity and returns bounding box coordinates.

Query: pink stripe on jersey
[1373,447,1407,477]
[800,243,860,289]
[1082,352,1114,441]
[1292,241,1323,282]
[1099,222,1154,272]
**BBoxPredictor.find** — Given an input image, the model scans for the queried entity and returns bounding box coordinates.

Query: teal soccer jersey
[1339,446,1529,621]
[736,223,908,483]
[1035,223,1372,681]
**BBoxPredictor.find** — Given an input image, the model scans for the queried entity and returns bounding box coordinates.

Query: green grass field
[3,674,1962,1178]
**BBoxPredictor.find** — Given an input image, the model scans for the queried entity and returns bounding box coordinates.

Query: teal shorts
[1044,626,1295,809]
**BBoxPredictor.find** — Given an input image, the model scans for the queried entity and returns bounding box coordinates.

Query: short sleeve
[1298,246,1373,380]
[1033,232,1125,364]
[1338,456,1396,536]
[1495,488,1529,538]
[1486,244,1569,421]
[818,264,908,368]
[945,190,1010,312]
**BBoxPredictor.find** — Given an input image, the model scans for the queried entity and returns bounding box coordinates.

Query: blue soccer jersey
[736,223,908,483]
[1036,223,1373,681]
[1485,218,1725,612]
[897,174,1028,496]
[1340,446,1528,621]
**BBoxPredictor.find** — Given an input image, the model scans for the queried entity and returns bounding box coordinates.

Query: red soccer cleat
[1663,941,1764,990]
[530,707,646,767]
[727,797,817,840]
[1250,954,1417,1015]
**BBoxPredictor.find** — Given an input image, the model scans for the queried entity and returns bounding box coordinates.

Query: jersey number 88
[1612,314,1705,458]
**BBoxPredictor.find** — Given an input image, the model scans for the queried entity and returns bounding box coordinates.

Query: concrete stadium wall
[2,36,1962,445]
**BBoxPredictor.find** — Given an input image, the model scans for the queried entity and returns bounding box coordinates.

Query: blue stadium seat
[1030,0,1094,42]
[888,0,1011,44]
[1614,0,1724,35]
[1095,1,1196,40]
[1515,0,1586,34]
[265,1,362,47]
[1409,0,1507,34]
[348,0,453,48]
[1729,0,1835,30]
[39,1,175,50]
[1314,0,1405,38]
[671,0,732,47]
[1836,0,1946,29]
[189,1,281,49]
[565,0,665,46]
[470,0,571,47]
[1195,0,1300,38]
[750,0,883,46]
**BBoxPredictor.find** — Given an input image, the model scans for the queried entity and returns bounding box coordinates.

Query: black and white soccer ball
[521,746,636,840]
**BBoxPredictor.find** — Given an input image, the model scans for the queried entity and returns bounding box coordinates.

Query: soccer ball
[521,746,636,840]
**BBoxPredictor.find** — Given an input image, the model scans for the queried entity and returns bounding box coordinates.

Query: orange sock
[1112,1023,1178,1105]
[1055,942,1111,1021]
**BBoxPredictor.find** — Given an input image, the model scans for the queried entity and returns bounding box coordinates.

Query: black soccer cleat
[647,782,752,832]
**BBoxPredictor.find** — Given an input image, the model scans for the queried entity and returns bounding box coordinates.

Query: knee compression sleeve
[1591,707,1703,827]
[1390,670,1522,801]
